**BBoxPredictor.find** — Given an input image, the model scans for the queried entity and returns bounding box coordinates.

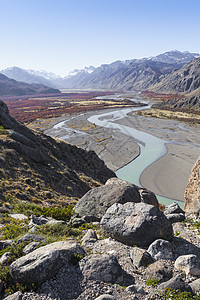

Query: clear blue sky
[0,0,199,76]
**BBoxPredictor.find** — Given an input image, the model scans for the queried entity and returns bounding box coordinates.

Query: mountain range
[1,50,199,90]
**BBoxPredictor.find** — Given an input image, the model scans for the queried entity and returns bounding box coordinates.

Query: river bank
[28,103,200,203]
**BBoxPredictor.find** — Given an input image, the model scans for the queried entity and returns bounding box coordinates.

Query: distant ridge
[0,73,61,96]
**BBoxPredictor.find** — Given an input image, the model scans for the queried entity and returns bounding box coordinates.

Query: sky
[0,0,200,76]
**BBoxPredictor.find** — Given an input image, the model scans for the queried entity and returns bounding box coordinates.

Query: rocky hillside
[0,100,115,205]
[0,74,60,96]
[184,155,200,216]
[150,57,200,111]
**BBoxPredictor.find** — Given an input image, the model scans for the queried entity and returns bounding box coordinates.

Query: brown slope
[0,100,115,205]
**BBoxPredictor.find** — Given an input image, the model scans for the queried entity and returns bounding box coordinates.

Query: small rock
[81,229,98,243]
[95,295,115,300]
[29,214,65,226]
[130,247,154,267]
[164,202,185,215]
[17,233,46,244]
[144,260,173,283]
[79,254,124,284]
[0,252,12,265]
[175,254,200,276]
[158,274,192,293]
[0,240,14,250]
[8,213,28,220]
[189,278,200,295]
[147,239,173,260]
[23,242,40,254]
[3,291,23,300]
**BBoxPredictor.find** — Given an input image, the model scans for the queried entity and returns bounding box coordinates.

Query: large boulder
[184,156,200,217]
[100,202,173,247]
[75,178,159,221]
[10,240,85,286]
[158,274,193,293]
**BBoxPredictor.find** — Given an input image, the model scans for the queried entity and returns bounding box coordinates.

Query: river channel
[88,95,187,208]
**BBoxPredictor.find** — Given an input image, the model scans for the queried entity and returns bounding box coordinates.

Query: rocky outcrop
[10,241,86,286]
[100,202,173,247]
[184,155,200,216]
[75,178,158,221]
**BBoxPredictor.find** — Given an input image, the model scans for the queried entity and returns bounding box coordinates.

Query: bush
[159,288,200,300]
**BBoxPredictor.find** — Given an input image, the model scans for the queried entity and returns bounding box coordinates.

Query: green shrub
[0,217,29,240]
[13,201,75,221]
[159,288,200,299]
[145,279,158,287]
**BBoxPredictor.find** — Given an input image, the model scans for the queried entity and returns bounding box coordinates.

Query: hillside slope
[0,74,60,96]
[0,100,115,205]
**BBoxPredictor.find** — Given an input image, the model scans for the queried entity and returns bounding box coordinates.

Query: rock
[3,291,23,300]
[138,188,158,208]
[147,239,173,260]
[174,254,200,276]
[164,202,185,215]
[81,229,98,246]
[130,247,154,268]
[189,278,200,295]
[0,206,10,213]
[184,155,200,217]
[29,214,65,226]
[17,233,46,244]
[23,242,40,254]
[158,274,193,293]
[165,213,185,223]
[8,213,28,220]
[68,215,87,227]
[0,252,12,265]
[95,295,115,300]
[144,260,173,283]
[100,202,173,247]
[75,178,158,221]
[79,254,123,284]
[0,240,14,250]
[10,240,85,286]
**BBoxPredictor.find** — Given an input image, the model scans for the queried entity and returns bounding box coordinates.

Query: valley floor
[28,107,200,203]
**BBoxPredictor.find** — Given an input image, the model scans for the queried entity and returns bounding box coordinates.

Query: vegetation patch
[158,288,200,300]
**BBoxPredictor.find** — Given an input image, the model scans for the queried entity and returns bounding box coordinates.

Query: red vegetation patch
[141,91,184,101]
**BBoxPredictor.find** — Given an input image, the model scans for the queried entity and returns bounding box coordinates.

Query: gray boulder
[3,292,23,300]
[79,254,123,284]
[174,254,200,276]
[158,274,192,293]
[144,260,173,283]
[147,239,173,260]
[130,247,154,268]
[10,240,85,286]
[81,229,98,247]
[100,202,173,247]
[75,178,158,221]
